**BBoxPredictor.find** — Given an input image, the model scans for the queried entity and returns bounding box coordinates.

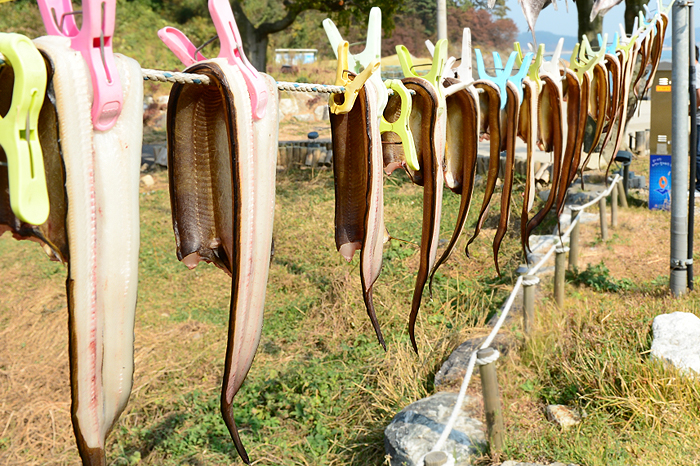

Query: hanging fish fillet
[517,0,553,45]
[429,77,480,288]
[21,35,142,465]
[466,82,501,255]
[641,15,668,100]
[404,76,444,354]
[519,77,539,258]
[492,82,520,275]
[580,62,609,176]
[166,59,278,464]
[526,75,564,249]
[590,0,623,21]
[330,76,386,349]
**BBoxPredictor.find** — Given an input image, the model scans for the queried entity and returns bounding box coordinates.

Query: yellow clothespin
[571,34,607,80]
[0,33,49,225]
[515,42,544,91]
[329,41,380,115]
[380,79,419,171]
[397,39,448,111]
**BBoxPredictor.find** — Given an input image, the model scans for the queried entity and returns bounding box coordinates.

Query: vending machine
[649,62,673,210]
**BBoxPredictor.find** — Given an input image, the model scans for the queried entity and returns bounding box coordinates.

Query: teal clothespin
[0,33,49,225]
[508,51,533,103]
[606,32,620,54]
[323,7,387,114]
[380,79,419,171]
[475,49,518,109]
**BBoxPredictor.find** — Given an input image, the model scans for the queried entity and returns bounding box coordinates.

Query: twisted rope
[142,68,211,85]
[475,349,500,366]
[522,276,540,287]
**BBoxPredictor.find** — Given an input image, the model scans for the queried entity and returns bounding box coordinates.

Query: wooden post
[477,347,504,453]
[554,247,568,308]
[568,209,581,270]
[424,451,448,466]
[611,183,619,228]
[618,176,628,208]
[599,197,608,241]
[522,275,538,334]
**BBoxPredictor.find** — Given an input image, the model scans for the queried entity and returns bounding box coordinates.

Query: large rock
[384,392,485,466]
[650,312,700,377]
[434,334,513,389]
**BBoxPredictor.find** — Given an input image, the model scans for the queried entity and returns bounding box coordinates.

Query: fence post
[599,197,608,241]
[522,275,539,334]
[618,177,628,208]
[477,347,504,453]
[611,183,619,228]
[568,208,581,270]
[554,246,568,308]
[424,451,448,466]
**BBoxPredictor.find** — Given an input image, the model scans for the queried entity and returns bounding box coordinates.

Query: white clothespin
[426,28,476,84]
[323,7,387,114]
[539,37,565,87]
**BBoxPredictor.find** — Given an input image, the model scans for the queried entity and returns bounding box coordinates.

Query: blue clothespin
[606,32,620,54]
[475,49,519,109]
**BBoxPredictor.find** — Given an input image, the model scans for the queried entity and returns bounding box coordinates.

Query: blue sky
[505,0,700,39]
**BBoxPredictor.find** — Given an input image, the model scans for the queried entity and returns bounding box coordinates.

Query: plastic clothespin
[571,34,607,80]
[606,32,620,54]
[455,28,475,83]
[397,39,448,107]
[515,42,544,90]
[540,37,565,85]
[380,79,419,171]
[157,0,269,120]
[658,0,674,16]
[0,33,49,225]
[329,42,380,115]
[475,49,519,109]
[38,0,122,131]
[323,7,386,114]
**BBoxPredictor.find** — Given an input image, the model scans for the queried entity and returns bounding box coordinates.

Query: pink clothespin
[157,0,268,120]
[37,0,123,131]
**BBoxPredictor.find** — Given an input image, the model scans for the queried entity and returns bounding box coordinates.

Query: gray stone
[140,175,155,188]
[154,145,168,167]
[314,104,330,121]
[434,334,513,389]
[546,405,582,429]
[650,312,700,377]
[384,392,485,466]
[293,113,316,122]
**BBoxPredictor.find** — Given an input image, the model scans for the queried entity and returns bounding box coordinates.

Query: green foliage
[567,262,634,292]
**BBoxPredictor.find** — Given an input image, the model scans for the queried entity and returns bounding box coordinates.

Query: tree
[575,0,604,43]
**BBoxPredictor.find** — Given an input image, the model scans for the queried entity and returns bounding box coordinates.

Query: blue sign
[649,154,672,210]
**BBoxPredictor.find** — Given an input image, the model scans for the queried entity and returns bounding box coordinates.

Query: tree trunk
[576,0,604,43]
[624,0,649,33]
[231,1,299,73]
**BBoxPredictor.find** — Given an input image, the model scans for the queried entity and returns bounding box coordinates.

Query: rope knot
[475,348,500,366]
[555,246,570,254]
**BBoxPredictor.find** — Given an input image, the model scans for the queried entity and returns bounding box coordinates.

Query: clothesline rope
[428,175,623,461]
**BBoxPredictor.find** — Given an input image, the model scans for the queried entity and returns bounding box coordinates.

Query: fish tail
[221,399,251,464]
[362,288,387,351]
[408,293,421,354]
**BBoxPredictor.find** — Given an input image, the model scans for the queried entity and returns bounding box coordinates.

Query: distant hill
[517,31,578,53]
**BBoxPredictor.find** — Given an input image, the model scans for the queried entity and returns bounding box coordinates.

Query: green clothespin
[515,42,544,91]
[380,79,419,171]
[0,33,49,225]
[397,39,448,110]
[323,7,387,114]
[571,34,607,80]
[658,0,674,16]
[329,41,380,115]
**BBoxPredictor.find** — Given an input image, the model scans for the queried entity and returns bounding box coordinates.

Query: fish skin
[167,60,278,464]
[519,78,539,258]
[429,77,480,290]
[525,75,564,249]
[555,70,586,220]
[465,81,501,257]
[30,35,143,465]
[330,76,387,349]
[641,15,668,100]
[580,62,609,178]
[590,0,623,21]
[404,76,444,354]
[492,82,520,276]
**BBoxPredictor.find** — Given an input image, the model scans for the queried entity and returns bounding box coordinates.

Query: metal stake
[569,209,581,270]
[611,183,619,228]
[599,197,608,241]
[522,275,538,334]
[477,347,504,453]
[554,247,568,308]
[671,0,690,296]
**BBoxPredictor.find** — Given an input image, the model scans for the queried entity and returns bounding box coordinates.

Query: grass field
[2,155,700,465]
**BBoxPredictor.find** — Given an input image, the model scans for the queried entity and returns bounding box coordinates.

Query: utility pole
[671,0,691,296]
[437,0,447,41]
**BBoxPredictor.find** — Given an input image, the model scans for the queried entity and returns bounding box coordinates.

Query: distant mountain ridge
[517,31,578,53]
